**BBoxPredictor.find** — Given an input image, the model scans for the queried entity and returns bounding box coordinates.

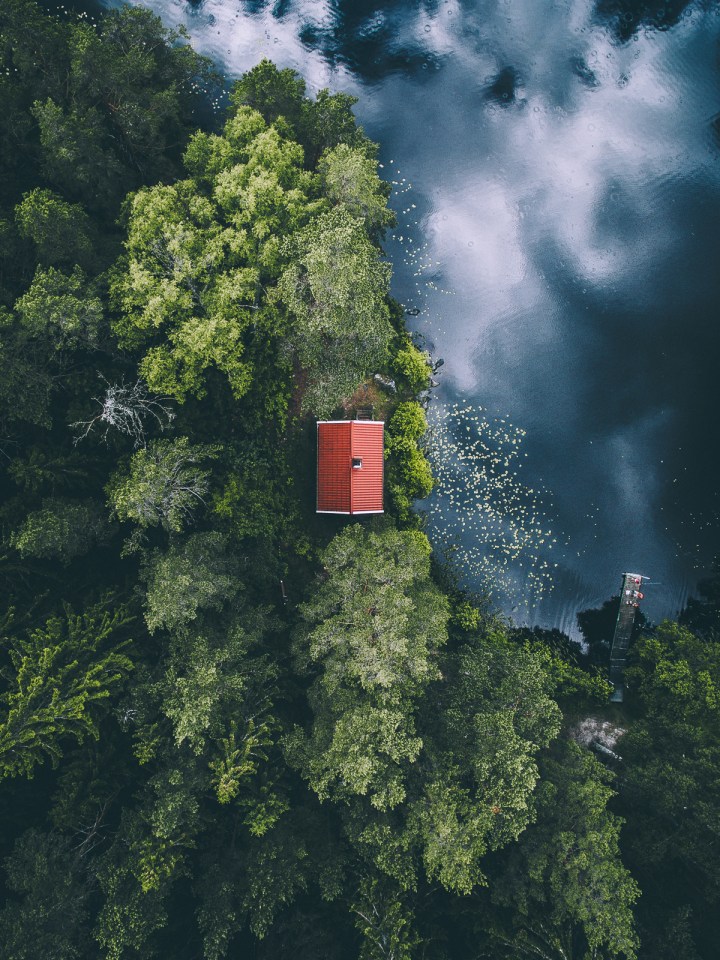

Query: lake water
[92,0,720,634]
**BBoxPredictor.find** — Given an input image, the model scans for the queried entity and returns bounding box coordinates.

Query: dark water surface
[94,0,720,633]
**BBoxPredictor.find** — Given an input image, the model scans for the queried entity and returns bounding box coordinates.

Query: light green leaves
[112,108,319,402]
[385,401,434,518]
[15,265,103,350]
[318,143,395,239]
[0,604,133,781]
[288,526,449,810]
[107,437,218,532]
[11,498,110,563]
[142,531,241,634]
[278,208,394,414]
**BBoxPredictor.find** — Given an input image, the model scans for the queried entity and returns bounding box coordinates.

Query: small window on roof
[352,457,363,469]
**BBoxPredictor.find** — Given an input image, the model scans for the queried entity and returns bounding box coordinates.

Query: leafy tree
[385,401,434,519]
[0,2,214,213]
[6,448,88,496]
[512,626,613,702]
[0,603,133,780]
[162,625,270,766]
[351,873,419,960]
[278,208,394,414]
[211,449,297,543]
[11,497,110,563]
[392,341,431,395]
[409,629,562,895]
[31,96,125,212]
[112,107,319,401]
[0,307,55,427]
[481,740,639,960]
[300,88,376,166]
[0,829,91,960]
[107,437,218,532]
[229,59,306,131]
[230,61,374,166]
[14,188,93,268]
[286,525,449,811]
[15,265,103,350]
[318,143,395,240]
[142,531,242,634]
[93,807,175,959]
[620,621,720,956]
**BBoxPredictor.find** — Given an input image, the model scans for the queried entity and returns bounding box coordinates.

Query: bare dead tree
[70,376,175,448]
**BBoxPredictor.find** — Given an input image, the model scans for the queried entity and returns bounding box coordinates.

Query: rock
[373,373,397,393]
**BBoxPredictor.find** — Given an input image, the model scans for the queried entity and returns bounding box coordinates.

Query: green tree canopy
[112,106,320,402]
[14,188,93,268]
[408,629,562,895]
[483,740,639,960]
[287,525,449,811]
[107,437,218,533]
[278,208,394,414]
[619,621,720,956]
[0,603,133,781]
[10,498,109,563]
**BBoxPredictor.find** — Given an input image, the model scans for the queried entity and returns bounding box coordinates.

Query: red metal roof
[317,421,384,515]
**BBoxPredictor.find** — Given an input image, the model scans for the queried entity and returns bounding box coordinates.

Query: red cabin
[316,420,384,515]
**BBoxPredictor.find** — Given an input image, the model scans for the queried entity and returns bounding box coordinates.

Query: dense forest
[0,3,718,958]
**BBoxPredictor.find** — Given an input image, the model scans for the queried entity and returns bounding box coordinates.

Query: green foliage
[31,96,124,212]
[14,188,93,268]
[484,741,640,960]
[318,143,395,239]
[0,2,214,212]
[287,525,449,811]
[513,626,613,702]
[142,531,241,633]
[211,451,295,541]
[385,401,434,519]
[107,436,218,532]
[159,621,270,756]
[112,107,319,401]
[0,829,90,960]
[209,717,276,808]
[7,448,88,496]
[93,811,172,959]
[0,603,133,780]
[11,497,109,563]
[278,208,394,414]
[229,59,306,131]
[0,318,50,427]
[410,629,562,895]
[301,88,375,164]
[230,60,374,166]
[619,621,720,952]
[14,265,103,350]
[392,341,431,394]
[352,874,420,960]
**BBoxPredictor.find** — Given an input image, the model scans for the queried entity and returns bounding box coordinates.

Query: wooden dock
[609,572,646,702]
